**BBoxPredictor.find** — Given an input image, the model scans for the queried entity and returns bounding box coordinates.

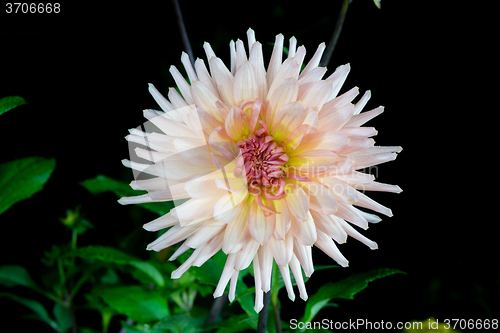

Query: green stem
[271,262,282,333]
[320,0,352,67]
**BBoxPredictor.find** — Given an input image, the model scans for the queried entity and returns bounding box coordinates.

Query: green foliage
[0,95,27,116]
[0,97,404,332]
[0,156,56,215]
[69,245,165,287]
[80,174,175,215]
[93,285,170,322]
[0,292,58,330]
[300,268,405,325]
[0,265,42,291]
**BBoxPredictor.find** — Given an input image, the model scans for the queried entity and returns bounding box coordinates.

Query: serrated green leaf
[80,174,174,215]
[0,292,57,329]
[70,246,165,287]
[0,156,56,215]
[0,96,27,116]
[300,268,405,326]
[94,285,170,323]
[0,265,41,290]
[70,245,135,264]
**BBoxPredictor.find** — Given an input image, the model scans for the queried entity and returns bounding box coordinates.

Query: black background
[0,1,495,331]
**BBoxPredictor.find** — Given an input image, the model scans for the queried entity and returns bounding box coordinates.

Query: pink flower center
[237,123,289,200]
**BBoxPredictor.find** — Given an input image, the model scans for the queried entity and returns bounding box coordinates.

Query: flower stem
[320,0,352,67]
[257,290,271,333]
[271,262,282,333]
[171,0,194,66]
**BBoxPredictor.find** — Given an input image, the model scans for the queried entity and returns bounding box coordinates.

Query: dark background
[0,1,494,331]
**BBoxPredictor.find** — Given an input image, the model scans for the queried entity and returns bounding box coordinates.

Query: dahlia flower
[120,29,401,312]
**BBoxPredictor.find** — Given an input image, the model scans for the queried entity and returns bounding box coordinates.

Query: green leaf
[0,265,41,290]
[0,292,57,330]
[53,303,72,333]
[0,156,56,215]
[94,285,170,323]
[70,245,135,264]
[188,250,227,287]
[70,246,165,287]
[130,261,165,287]
[80,174,174,215]
[373,0,381,9]
[153,313,202,333]
[301,268,405,325]
[0,96,27,116]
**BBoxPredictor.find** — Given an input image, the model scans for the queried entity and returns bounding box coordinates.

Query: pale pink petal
[353,90,371,115]
[287,36,297,58]
[310,211,347,244]
[266,34,284,88]
[209,57,235,105]
[253,254,264,312]
[271,101,306,141]
[337,218,378,250]
[191,81,224,123]
[300,181,338,215]
[266,78,299,127]
[298,67,328,86]
[284,182,309,222]
[142,211,178,232]
[325,63,350,101]
[314,230,349,267]
[229,40,236,74]
[354,190,393,217]
[249,43,268,101]
[235,39,248,72]
[228,270,239,302]
[222,198,252,253]
[192,232,224,267]
[146,222,202,252]
[298,80,333,111]
[233,62,258,105]
[169,65,195,104]
[248,200,275,244]
[290,211,317,246]
[181,52,198,83]
[278,264,296,301]
[258,242,273,292]
[268,233,293,266]
[289,254,308,301]
[203,41,216,59]
[339,126,378,138]
[194,58,219,97]
[336,202,368,230]
[292,131,349,155]
[148,83,174,112]
[346,106,384,127]
[214,253,236,298]
[293,237,314,277]
[225,106,245,141]
[317,103,354,133]
[185,219,226,249]
[338,138,375,155]
[300,42,326,78]
[168,87,189,109]
[234,238,260,271]
[288,150,340,174]
[272,198,291,240]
